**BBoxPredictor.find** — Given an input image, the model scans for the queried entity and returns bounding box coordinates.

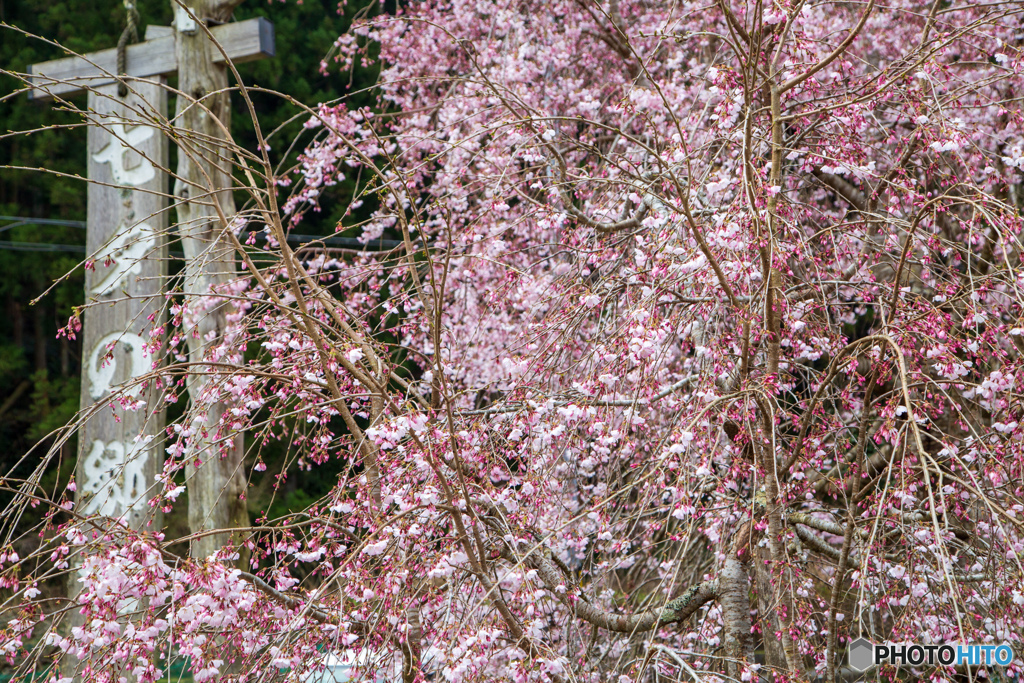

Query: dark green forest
[0,0,377,538]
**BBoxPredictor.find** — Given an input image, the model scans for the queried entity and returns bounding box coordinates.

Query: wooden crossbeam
[27,17,274,101]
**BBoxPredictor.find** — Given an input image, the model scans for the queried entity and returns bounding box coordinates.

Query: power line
[0,241,87,253]
[281,232,405,250]
[0,215,87,230]
[0,216,408,253]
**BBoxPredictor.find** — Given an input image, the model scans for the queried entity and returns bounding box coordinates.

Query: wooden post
[29,15,274,556]
[172,0,255,560]
[27,16,274,678]
[77,80,168,527]
[59,78,169,683]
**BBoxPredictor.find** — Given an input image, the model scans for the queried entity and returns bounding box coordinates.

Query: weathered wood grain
[27,17,274,101]
[172,0,253,560]
[76,81,168,529]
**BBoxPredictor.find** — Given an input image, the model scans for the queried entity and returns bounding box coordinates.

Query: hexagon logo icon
[848,637,875,672]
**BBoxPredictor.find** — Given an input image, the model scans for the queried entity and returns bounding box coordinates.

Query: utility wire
[0,215,88,230]
[0,242,88,253]
[0,216,406,252]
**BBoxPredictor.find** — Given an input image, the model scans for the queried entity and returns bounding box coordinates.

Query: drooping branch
[779,0,876,94]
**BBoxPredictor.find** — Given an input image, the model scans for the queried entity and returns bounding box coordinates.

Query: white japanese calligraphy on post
[80,439,151,516]
[86,332,150,399]
[89,121,160,296]
[76,85,168,524]
[91,222,158,295]
[83,332,155,516]
[91,121,157,186]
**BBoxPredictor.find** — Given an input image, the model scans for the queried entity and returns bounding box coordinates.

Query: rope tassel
[116,0,140,97]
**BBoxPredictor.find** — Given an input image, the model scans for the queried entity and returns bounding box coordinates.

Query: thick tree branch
[503,541,718,632]
[812,169,868,212]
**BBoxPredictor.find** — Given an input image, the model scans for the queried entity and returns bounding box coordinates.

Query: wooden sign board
[28,17,274,101]
[27,16,274,525]
[26,19,276,680]
[76,80,168,527]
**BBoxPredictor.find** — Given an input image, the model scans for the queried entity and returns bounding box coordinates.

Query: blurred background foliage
[0,0,379,548]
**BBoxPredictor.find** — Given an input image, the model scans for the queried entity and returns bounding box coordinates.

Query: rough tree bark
[171,0,249,560]
[719,555,754,679]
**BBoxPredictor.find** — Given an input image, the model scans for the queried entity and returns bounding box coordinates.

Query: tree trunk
[171,0,249,560]
[63,78,169,683]
[753,544,789,673]
[7,293,24,349]
[719,555,754,680]
[32,290,46,373]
